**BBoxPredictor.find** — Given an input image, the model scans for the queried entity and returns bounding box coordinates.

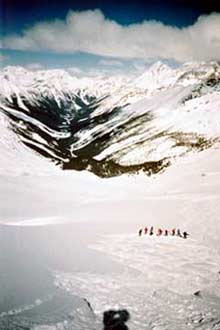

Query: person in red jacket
[157,228,163,236]
[144,227,148,235]
[171,228,176,236]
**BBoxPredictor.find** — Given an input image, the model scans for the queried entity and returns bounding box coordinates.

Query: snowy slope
[52,148,220,329]
[1,61,220,330]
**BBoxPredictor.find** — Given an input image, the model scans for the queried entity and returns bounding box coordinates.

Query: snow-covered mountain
[1,61,220,330]
[0,61,220,177]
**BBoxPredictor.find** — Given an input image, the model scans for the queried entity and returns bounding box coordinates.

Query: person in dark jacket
[149,226,154,235]
[183,231,189,239]
[138,228,142,236]
[177,229,182,237]
[164,229,169,236]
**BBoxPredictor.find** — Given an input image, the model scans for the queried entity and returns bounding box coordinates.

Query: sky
[1,0,220,73]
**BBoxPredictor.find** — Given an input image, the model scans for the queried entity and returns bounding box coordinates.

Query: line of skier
[138,227,189,239]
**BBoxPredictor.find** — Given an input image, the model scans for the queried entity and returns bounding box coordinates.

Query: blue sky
[0,48,148,73]
[2,0,220,35]
[1,1,220,72]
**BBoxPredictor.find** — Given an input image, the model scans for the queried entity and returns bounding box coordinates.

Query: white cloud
[132,61,148,72]
[67,67,83,75]
[67,66,124,78]
[26,63,43,71]
[67,66,82,74]
[2,10,220,62]
[99,59,124,66]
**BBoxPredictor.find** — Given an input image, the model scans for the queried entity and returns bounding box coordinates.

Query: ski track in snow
[55,234,220,330]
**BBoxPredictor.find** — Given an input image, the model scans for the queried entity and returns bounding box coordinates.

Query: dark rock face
[194,290,201,297]
[0,92,169,178]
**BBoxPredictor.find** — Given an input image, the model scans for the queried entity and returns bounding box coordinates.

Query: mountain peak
[148,60,171,72]
[134,61,174,90]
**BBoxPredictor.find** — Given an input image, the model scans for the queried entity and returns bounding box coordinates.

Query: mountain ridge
[0,60,220,177]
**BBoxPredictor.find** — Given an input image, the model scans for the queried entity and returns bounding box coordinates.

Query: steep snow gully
[0,61,220,330]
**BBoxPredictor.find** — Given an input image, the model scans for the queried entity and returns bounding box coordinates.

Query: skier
[144,227,148,235]
[177,229,182,237]
[164,229,169,236]
[157,228,163,236]
[171,228,176,236]
[183,231,189,239]
[149,226,154,236]
[138,228,143,237]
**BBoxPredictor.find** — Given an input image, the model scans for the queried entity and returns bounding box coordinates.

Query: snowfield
[55,234,220,330]
[50,148,220,330]
[0,61,220,329]
[1,147,220,329]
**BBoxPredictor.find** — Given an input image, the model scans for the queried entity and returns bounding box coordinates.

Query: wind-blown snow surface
[1,149,220,329]
[0,61,220,329]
